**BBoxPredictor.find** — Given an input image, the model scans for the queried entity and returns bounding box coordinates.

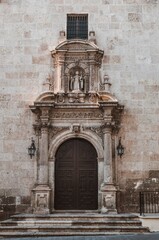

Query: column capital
[40,107,52,128]
[41,126,49,134]
[102,122,115,133]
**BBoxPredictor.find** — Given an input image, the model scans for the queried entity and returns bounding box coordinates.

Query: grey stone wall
[0,0,159,214]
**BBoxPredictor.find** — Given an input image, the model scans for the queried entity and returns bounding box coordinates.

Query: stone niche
[30,39,124,214]
[51,40,104,102]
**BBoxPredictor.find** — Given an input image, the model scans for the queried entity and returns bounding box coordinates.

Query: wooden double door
[55,138,98,210]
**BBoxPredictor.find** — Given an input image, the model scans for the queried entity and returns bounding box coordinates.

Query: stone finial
[89,31,96,44]
[42,74,52,91]
[103,74,111,92]
[59,31,66,43]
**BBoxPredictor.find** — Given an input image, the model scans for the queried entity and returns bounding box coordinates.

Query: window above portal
[67,14,88,40]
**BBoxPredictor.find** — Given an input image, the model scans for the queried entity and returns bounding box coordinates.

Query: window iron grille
[140,191,159,215]
[67,14,88,40]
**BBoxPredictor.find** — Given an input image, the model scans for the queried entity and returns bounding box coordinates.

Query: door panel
[55,138,98,210]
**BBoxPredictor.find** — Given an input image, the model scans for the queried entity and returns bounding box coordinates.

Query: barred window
[67,14,88,40]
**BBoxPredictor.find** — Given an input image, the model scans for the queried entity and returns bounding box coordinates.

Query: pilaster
[32,107,51,214]
[101,107,117,214]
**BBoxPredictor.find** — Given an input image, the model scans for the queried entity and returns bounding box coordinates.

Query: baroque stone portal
[30,39,124,214]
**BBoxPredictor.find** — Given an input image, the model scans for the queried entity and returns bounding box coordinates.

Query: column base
[100,183,117,214]
[32,185,51,214]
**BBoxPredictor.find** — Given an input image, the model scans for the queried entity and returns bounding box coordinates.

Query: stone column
[38,125,49,185]
[49,157,55,212]
[55,52,66,93]
[32,108,51,214]
[103,125,113,184]
[101,107,117,214]
[89,54,95,92]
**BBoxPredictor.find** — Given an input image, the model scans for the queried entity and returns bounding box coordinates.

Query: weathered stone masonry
[0,0,159,216]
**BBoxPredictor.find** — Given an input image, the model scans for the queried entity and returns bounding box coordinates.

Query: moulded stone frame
[48,129,104,212]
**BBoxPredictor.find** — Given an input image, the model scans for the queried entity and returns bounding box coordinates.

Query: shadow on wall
[0,195,31,220]
[117,170,159,213]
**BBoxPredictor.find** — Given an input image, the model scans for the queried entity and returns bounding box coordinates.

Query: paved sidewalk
[1,233,159,240]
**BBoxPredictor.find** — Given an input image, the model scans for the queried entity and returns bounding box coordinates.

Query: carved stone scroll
[49,126,70,142]
[83,126,103,139]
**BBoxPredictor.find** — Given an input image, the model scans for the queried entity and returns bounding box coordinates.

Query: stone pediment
[98,92,118,102]
[35,91,54,102]
[32,91,118,106]
[54,40,101,52]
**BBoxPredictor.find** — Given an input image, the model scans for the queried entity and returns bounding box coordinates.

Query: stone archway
[48,130,104,212]
[54,138,98,210]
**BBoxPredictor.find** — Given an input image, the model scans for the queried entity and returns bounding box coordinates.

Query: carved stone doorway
[54,138,98,210]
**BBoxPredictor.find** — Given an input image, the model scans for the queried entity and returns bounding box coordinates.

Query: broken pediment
[98,92,118,102]
[35,92,55,102]
[32,90,118,107]
[52,39,101,52]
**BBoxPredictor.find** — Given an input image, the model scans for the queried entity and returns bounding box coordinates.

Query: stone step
[0,226,148,237]
[0,225,149,234]
[0,220,142,227]
[0,213,149,237]
[0,231,150,237]
[10,213,140,222]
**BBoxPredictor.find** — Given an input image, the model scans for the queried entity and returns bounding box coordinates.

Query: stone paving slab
[1,233,159,240]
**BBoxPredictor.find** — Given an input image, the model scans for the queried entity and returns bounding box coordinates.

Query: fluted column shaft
[37,108,50,185]
[38,126,49,185]
[103,126,113,184]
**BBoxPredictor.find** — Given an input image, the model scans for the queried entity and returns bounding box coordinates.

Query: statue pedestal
[32,185,51,214]
[101,183,117,214]
[68,92,85,103]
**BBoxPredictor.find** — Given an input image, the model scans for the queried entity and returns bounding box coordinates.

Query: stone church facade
[0,0,159,216]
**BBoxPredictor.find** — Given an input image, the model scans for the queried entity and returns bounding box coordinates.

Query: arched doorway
[54,138,98,210]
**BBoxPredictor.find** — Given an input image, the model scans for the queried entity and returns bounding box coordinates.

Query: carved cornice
[99,102,118,108]
[30,102,54,115]
[30,92,120,107]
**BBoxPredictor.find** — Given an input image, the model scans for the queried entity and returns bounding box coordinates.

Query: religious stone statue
[70,71,84,92]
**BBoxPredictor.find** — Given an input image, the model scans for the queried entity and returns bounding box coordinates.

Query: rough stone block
[128,13,141,22]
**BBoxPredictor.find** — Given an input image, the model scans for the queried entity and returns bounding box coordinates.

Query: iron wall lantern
[28,138,36,159]
[117,137,124,158]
